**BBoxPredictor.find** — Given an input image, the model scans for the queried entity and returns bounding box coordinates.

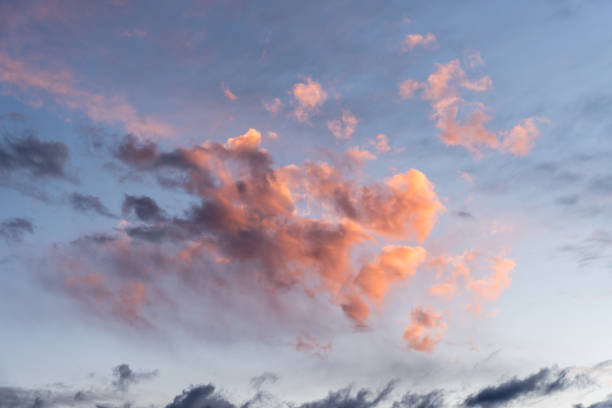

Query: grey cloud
[70,193,116,218]
[0,132,69,178]
[463,366,588,407]
[250,372,278,389]
[122,195,166,222]
[0,217,34,242]
[112,363,158,392]
[392,391,445,408]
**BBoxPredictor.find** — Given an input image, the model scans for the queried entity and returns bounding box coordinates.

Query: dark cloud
[72,233,118,245]
[298,382,394,408]
[455,211,473,219]
[165,385,235,408]
[0,217,34,242]
[0,132,69,178]
[122,195,166,222]
[574,396,612,408]
[463,366,587,407]
[112,363,158,392]
[392,391,445,408]
[70,193,115,218]
[250,372,278,389]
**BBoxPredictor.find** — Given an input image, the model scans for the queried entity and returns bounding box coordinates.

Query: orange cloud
[0,52,175,139]
[468,257,515,301]
[345,147,376,167]
[403,306,445,352]
[328,110,358,139]
[403,33,437,52]
[293,164,444,241]
[291,77,327,122]
[53,127,509,353]
[356,245,426,301]
[400,58,545,157]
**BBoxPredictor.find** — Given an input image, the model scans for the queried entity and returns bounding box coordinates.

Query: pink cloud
[328,109,358,139]
[403,33,437,52]
[263,97,283,115]
[0,52,175,139]
[222,83,238,101]
[403,306,445,352]
[370,134,391,153]
[400,58,545,156]
[291,77,327,122]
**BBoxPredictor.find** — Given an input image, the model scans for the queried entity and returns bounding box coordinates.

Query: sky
[1,0,612,407]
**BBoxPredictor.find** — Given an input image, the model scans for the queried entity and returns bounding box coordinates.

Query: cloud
[345,147,376,167]
[291,77,327,122]
[298,382,394,408]
[0,217,34,242]
[70,193,115,218]
[574,396,612,408]
[356,246,426,301]
[392,390,445,408]
[398,79,423,100]
[0,133,69,178]
[122,194,166,222]
[250,372,278,389]
[328,110,358,139]
[464,50,485,68]
[370,134,390,153]
[0,52,174,139]
[112,363,158,392]
[402,33,437,52]
[402,306,445,353]
[165,384,235,408]
[222,83,238,101]
[463,366,587,407]
[399,59,546,157]
[47,128,506,351]
[295,332,332,359]
[263,98,283,116]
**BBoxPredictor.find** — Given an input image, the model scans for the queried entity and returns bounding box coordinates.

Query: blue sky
[1,1,612,407]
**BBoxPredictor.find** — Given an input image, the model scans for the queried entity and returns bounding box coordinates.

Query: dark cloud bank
[0,363,605,408]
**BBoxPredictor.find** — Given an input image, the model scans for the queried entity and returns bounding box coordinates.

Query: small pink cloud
[403,33,437,52]
[328,110,358,139]
[291,77,327,122]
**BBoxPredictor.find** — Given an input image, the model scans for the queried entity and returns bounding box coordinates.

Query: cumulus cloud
[291,77,327,122]
[46,128,509,352]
